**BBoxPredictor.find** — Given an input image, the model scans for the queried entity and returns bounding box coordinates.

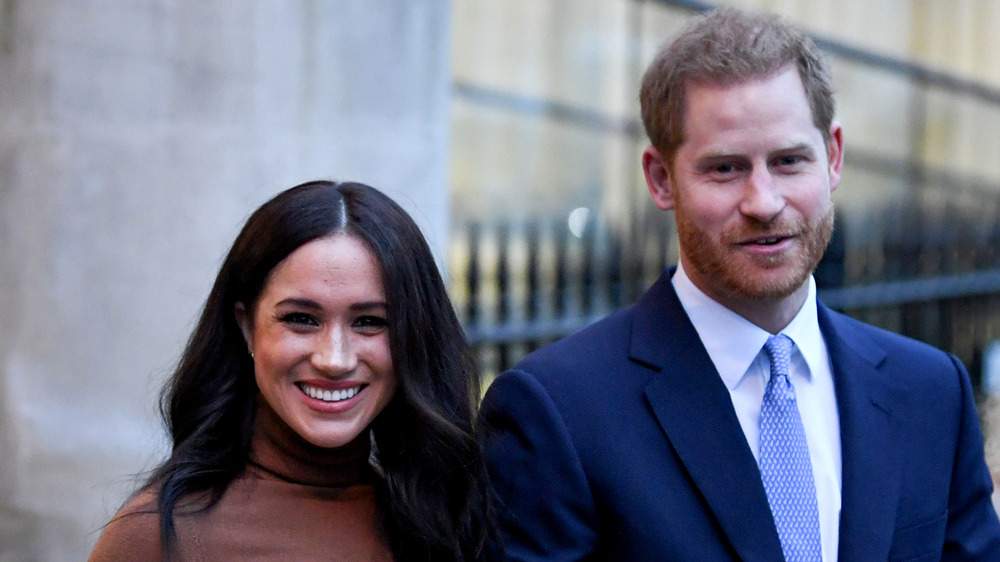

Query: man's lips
[737,233,794,246]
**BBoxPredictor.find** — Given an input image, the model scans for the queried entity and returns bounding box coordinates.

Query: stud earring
[249,349,255,360]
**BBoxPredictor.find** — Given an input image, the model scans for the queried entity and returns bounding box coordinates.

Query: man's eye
[714,163,737,174]
[280,313,319,327]
[353,316,388,333]
[776,155,801,166]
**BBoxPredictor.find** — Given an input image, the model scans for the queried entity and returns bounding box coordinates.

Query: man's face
[645,65,843,313]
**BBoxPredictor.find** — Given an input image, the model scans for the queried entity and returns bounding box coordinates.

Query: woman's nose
[312,326,358,374]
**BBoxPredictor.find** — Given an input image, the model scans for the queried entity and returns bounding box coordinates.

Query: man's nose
[739,167,785,222]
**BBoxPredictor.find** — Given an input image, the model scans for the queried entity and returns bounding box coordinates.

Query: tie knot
[764,334,793,380]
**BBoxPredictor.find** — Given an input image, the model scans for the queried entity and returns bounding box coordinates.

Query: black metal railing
[456,192,1000,391]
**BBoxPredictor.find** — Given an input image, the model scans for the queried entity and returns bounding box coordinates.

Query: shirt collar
[671,261,825,390]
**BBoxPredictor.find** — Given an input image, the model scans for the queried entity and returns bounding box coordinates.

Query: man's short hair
[639,7,835,166]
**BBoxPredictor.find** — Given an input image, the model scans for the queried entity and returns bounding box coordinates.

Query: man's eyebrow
[695,150,746,161]
[773,142,815,153]
[695,143,817,161]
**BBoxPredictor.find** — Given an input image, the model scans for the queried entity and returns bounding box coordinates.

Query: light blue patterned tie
[759,334,822,561]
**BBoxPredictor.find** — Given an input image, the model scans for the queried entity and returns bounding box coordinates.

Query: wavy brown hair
[147,180,499,561]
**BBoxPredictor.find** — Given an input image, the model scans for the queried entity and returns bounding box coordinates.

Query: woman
[90,181,500,561]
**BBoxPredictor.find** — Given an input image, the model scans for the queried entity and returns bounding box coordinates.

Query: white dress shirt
[672,262,842,561]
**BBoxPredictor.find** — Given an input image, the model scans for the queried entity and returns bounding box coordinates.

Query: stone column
[0,1,451,559]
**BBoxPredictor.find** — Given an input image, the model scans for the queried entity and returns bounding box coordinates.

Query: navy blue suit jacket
[480,271,1000,560]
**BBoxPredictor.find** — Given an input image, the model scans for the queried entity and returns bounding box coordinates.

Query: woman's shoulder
[88,488,164,562]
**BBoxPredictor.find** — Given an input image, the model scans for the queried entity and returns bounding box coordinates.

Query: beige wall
[0,1,451,560]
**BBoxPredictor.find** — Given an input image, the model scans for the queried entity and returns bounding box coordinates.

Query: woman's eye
[353,315,388,333]
[280,312,319,327]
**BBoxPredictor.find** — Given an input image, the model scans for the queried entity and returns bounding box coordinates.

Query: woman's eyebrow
[273,298,387,312]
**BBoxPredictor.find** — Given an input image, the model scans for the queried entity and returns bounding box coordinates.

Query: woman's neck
[248,398,375,487]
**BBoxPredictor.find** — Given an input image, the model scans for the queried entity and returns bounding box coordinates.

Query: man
[479,7,1000,561]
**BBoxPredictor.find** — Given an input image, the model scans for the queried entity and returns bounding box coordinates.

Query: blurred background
[4,0,1000,559]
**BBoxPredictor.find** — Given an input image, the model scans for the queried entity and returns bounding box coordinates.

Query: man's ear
[827,121,844,192]
[234,302,253,351]
[643,145,676,211]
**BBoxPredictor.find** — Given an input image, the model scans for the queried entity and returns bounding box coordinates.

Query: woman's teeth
[299,383,362,402]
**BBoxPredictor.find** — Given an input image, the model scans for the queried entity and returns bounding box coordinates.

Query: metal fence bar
[465,314,607,346]
[820,269,1000,310]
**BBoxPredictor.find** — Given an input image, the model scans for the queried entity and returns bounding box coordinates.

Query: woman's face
[237,234,396,449]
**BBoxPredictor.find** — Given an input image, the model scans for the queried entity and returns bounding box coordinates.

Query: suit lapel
[635,273,785,560]
[818,305,904,560]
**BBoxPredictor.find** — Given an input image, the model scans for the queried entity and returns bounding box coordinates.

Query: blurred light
[568,207,590,238]
[984,340,1000,396]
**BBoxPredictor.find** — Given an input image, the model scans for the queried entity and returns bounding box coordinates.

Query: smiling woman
[89,181,501,561]
[235,235,397,451]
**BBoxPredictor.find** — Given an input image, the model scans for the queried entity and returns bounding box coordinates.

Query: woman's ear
[234,302,253,351]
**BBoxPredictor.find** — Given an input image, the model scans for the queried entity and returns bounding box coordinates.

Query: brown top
[89,402,394,561]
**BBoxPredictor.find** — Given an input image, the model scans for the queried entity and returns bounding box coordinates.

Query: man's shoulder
[819,303,960,376]
[482,300,666,443]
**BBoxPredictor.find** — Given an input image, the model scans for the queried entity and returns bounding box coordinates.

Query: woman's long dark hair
[146,180,499,560]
